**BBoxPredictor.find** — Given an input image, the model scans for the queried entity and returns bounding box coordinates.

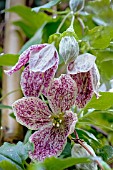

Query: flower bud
[69,0,85,13]
[59,34,79,63]
[71,143,97,170]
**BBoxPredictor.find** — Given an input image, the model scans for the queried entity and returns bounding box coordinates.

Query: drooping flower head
[67,53,100,108]
[5,44,59,97]
[12,74,78,161]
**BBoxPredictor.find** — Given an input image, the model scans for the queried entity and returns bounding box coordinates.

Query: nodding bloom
[5,44,59,97]
[67,53,100,108]
[12,74,78,161]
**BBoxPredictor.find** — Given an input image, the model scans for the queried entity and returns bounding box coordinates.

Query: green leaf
[0,54,19,66]
[0,160,18,170]
[78,110,113,131]
[0,142,33,170]
[23,130,32,144]
[99,60,113,80]
[97,145,113,163]
[85,92,113,110]
[19,23,46,54]
[32,0,61,13]
[28,157,91,170]
[91,49,113,80]
[9,112,16,119]
[76,128,101,148]
[0,104,12,110]
[86,0,113,26]
[8,5,51,38]
[83,26,113,49]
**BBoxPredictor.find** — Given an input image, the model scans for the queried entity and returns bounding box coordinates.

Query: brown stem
[74,130,104,170]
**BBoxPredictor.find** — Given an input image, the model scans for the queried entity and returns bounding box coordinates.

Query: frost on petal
[71,71,94,108]
[29,111,77,161]
[29,44,59,72]
[67,53,96,74]
[47,74,77,114]
[12,97,52,130]
[20,66,44,97]
[4,44,46,76]
[91,64,100,98]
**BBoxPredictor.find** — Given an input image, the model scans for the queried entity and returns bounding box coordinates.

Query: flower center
[50,112,64,127]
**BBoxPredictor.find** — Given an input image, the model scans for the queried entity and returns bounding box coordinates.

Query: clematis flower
[5,44,59,97]
[12,74,78,161]
[67,53,100,108]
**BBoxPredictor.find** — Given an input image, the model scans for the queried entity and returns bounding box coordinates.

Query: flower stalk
[73,130,104,170]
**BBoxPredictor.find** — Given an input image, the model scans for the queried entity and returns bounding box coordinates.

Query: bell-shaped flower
[12,74,78,161]
[67,53,100,108]
[5,44,59,97]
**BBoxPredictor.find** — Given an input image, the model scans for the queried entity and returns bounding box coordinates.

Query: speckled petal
[4,44,46,76]
[42,62,58,96]
[20,63,58,97]
[12,97,52,130]
[20,66,43,97]
[47,74,77,113]
[71,71,94,108]
[29,111,77,161]
[67,53,96,74]
[29,44,59,72]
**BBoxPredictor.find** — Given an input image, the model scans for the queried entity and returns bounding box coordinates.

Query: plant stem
[56,12,71,33]
[77,17,85,35]
[74,130,104,170]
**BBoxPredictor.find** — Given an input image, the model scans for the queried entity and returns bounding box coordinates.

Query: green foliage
[32,0,61,13]
[0,54,19,66]
[0,142,33,170]
[28,157,91,170]
[83,26,113,49]
[0,104,12,110]
[1,0,113,169]
[8,5,51,38]
[97,145,113,164]
[0,160,18,170]
[85,92,113,110]
[19,23,46,54]
[86,0,113,26]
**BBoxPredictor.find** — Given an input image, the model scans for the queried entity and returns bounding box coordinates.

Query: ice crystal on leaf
[12,74,78,161]
[67,53,100,108]
[4,44,59,97]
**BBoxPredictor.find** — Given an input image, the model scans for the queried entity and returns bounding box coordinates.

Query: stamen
[53,123,55,126]
[59,119,62,123]
[56,123,60,127]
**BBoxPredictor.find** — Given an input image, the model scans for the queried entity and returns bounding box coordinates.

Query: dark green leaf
[86,0,113,26]
[0,54,19,66]
[0,160,18,170]
[9,112,16,119]
[0,104,12,110]
[85,92,113,110]
[78,110,113,131]
[32,0,61,13]
[97,145,113,163]
[19,23,46,54]
[76,128,101,148]
[8,6,51,38]
[24,130,32,144]
[28,157,91,170]
[83,26,113,49]
[0,142,33,170]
